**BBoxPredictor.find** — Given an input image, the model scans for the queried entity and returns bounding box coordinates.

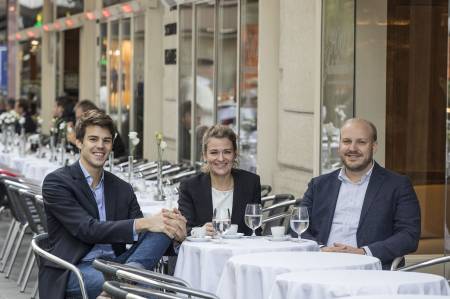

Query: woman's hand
[203,222,215,236]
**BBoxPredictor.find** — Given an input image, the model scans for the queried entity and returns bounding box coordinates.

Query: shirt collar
[338,161,374,185]
[78,160,104,188]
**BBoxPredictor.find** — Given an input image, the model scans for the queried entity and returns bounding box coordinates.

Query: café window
[321,0,448,266]
[98,14,145,158]
[178,0,259,173]
[19,39,41,108]
[56,0,84,19]
[18,0,43,30]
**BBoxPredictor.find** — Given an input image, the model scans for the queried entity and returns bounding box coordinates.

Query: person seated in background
[41,110,187,299]
[52,96,76,145]
[14,98,37,134]
[67,99,127,157]
[178,124,261,236]
[300,118,420,269]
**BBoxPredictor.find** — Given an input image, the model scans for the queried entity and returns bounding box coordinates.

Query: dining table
[216,251,382,299]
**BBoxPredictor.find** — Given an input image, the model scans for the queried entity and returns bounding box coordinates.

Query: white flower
[67,127,73,133]
[59,122,66,130]
[128,131,138,139]
[160,141,167,150]
[131,137,140,146]
[37,116,43,125]
[19,117,25,125]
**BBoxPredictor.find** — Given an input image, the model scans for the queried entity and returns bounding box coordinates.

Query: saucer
[266,235,290,241]
[222,233,244,239]
[186,236,212,242]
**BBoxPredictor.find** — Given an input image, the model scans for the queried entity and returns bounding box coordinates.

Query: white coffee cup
[225,224,238,235]
[191,226,206,238]
[271,226,285,237]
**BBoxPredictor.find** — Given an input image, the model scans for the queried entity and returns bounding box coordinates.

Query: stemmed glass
[290,206,309,241]
[244,203,262,237]
[212,208,231,242]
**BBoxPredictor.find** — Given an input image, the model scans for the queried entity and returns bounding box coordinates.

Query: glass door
[99,15,143,157]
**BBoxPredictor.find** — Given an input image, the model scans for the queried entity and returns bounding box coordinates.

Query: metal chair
[102,281,158,299]
[261,196,299,235]
[94,259,218,298]
[32,233,88,299]
[15,189,46,292]
[396,255,450,272]
[0,180,33,274]
[92,259,189,287]
[261,184,272,197]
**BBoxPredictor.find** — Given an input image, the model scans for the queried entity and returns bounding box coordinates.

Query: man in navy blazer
[41,110,187,299]
[301,118,420,269]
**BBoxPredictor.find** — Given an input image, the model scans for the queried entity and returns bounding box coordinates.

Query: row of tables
[0,146,449,298]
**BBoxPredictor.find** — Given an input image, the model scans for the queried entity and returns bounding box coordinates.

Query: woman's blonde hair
[201,124,239,173]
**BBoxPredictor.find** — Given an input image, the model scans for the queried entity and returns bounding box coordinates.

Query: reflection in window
[56,0,83,19]
[239,0,258,173]
[178,0,259,172]
[320,0,355,173]
[120,19,132,151]
[18,0,43,30]
[194,2,215,161]
[179,4,193,161]
[19,40,41,111]
[132,15,145,158]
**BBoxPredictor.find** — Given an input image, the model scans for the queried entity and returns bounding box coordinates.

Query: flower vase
[2,124,8,153]
[108,151,114,173]
[60,139,66,166]
[49,134,56,162]
[154,160,165,201]
[128,155,134,183]
[19,127,26,157]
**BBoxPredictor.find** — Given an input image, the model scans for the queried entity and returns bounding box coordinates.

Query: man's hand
[162,208,187,242]
[135,212,176,238]
[321,243,365,255]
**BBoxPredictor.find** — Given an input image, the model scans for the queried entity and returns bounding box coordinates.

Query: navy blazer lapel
[324,173,342,242]
[104,172,116,221]
[358,163,386,228]
[201,173,214,220]
[69,162,99,219]
[231,170,240,224]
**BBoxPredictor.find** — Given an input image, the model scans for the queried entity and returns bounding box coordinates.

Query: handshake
[135,208,187,242]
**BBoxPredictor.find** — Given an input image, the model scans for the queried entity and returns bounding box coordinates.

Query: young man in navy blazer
[41,110,186,299]
[301,118,420,269]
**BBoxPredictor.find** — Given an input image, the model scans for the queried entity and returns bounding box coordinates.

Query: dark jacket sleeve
[299,178,319,242]
[42,172,136,245]
[367,176,421,264]
[178,179,196,234]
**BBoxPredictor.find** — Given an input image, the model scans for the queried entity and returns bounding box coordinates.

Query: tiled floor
[0,212,37,299]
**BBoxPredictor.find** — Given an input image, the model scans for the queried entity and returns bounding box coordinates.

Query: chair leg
[20,254,35,292]
[0,219,18,261]
[31,280,38,299]
[0,206,5,215]
[5,223,28,278]
[17,242,33,286]
[0,221,20,272]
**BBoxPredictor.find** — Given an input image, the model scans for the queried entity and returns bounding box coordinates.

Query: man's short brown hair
[75,110,116,141]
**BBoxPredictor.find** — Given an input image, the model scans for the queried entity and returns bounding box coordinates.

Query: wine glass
[290,206,309,241]
[244,203,262,237]
[212,208,231,242]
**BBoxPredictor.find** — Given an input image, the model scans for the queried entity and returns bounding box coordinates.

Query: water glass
[212,208,231,242]
[290,206,309,240]
[244,203,262,237]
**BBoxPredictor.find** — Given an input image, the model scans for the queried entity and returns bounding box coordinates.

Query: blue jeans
[65,232,171,299]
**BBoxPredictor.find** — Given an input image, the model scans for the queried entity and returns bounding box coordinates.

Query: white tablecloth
[342,296,450,299]
[270,270,450,299]
[174,237,319,293]
[216,252,382,299]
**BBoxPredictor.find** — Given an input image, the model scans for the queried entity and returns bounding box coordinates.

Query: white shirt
[211,187,234,217]
[327,163,374,255]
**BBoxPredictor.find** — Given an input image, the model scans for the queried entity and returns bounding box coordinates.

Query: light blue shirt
[327,162,374,255]
[79,161,116,262]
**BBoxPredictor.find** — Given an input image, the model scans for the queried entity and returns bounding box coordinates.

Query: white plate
[222,233,244,239]
[186,236,212,242]
[266,235,290,242]
[290,238,309,243]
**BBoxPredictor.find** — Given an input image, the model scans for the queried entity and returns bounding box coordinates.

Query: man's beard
[341,151,373,172]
